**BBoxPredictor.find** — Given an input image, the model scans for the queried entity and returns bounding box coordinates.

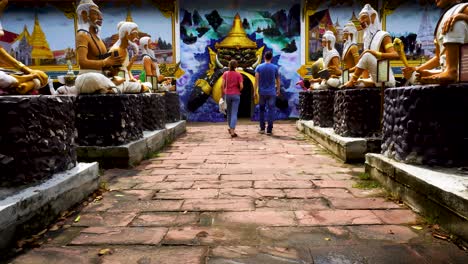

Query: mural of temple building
[417,8,434,57]
[0,29,18,55]
[334,18,343,42]
[12,25,32,65]
[30,14,54,65]
[308,9,334,60]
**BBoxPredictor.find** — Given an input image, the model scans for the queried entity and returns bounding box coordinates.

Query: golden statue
[0,0,48,94]
[187,13,263,112]
[403,0,468,84]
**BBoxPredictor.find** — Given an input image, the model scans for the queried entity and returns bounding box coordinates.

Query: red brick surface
[9,122,466,263]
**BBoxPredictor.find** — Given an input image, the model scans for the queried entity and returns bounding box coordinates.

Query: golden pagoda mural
[30,14,54,65]
[0,1,75,67]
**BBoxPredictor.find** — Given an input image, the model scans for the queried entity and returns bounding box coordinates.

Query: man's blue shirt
[255,62,279,96]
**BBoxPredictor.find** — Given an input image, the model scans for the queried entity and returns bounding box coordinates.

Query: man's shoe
[266,131,272,136]
[259,129,265,134]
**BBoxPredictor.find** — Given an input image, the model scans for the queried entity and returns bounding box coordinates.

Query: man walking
[255,51,280,135]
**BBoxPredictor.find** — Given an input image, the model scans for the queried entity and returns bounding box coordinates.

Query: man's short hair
[265,51,273,61]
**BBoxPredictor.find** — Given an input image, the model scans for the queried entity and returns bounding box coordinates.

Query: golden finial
[126,9,133,22]
[216,13,257,49]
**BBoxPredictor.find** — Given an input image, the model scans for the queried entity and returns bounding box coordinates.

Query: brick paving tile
[154,189,219,199]
[130,212,199,227]
[319,188,355,199]
[124,175,167,182]
[70,227,167,245]
[328,197,402,209]
[163,226,254,245]
[348,225,419,243]
[257,226,354,247]
[100,246,208,264]
[218,188,285,199]
[284,189,321,198]
[107,200,184,212]
[295,210,382,226]
[254,180,314,189]
[104,189,155,200]
[9,247,93,263]
[72,212,137,227]
[134,181,194,190]
[347,187,387,198]
[193,180,253,189]
[312,180,354,188]
[372,209,421,225]
[166,174,220,181]
[181,199,254,211]
[216,211,296,226]
[220,174,273,181]
[8,122,466,264]
[11,246,209,264]
[211,245,302,261]
[255,198,330,211]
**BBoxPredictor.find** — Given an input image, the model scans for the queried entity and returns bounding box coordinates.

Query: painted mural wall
[0,0,174,68]
[178,0,302,122]
[306,0,440,66]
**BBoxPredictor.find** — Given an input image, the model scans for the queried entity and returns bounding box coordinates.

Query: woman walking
[222,59,244,137]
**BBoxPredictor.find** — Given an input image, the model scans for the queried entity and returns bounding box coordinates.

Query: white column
[175,0,181,63]
[300,0,306,65]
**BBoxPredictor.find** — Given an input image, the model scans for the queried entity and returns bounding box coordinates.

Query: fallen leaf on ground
[74,215,81,223]
[324,237,331,241]
[411,226,423,230]
[115,194,125,197]
[49,225,60,231]
[36,229,48,236]
[98,248,113,256]
[433,232,449,241]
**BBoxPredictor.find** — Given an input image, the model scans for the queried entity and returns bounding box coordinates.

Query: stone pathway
[8,121,468,263]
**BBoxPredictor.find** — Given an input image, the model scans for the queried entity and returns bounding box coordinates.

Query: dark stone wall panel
[299,91,314,120]
[312,90,335,127]
[334,88,381,137]
[164,92,181,123]
[0,96,77,186]
[76,94,143,146]
[382,85,468,166]
[142,93,166,131]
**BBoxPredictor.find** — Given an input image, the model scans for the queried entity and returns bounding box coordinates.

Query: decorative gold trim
[149,0,175,18]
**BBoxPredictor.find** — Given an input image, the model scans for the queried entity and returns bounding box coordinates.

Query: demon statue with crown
[187,14,264,112]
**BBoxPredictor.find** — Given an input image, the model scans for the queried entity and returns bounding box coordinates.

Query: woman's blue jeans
[225,94,240,129]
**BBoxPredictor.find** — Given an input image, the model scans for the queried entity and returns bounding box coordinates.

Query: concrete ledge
[297,120,381,163]
[365,153,468,241]
[0,163,99,249]
[77,120,186,168]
